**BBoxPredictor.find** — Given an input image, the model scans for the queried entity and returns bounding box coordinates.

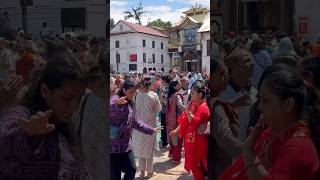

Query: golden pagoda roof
[169,6,209,31]
[182,7,209,16]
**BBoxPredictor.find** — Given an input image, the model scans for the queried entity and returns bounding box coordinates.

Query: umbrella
[149,70,156,74]
[60,32,78,39]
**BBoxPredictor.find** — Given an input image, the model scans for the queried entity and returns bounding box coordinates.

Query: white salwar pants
[138,150,154,173]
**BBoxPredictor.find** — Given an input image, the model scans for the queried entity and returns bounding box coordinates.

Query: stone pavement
[122,120,194,180]
[134,146,194,180]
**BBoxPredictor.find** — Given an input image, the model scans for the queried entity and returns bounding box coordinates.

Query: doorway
[184,60,197,72]
[183,51,198,72]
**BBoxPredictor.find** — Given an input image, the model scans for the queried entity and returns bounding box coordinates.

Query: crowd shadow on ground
[134,172,193,180]
[154,146,185,158]
[176,173,194,180]
[153,146,167,158]
[153,159,180,174]
[133,136,191,179]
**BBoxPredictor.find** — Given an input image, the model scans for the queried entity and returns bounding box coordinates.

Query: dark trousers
[207,135,215,180]
[110,150,136,180]
[160,112,168,146]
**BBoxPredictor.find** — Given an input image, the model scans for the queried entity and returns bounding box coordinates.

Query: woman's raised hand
[117,96,128,105]
[23,110,55,136]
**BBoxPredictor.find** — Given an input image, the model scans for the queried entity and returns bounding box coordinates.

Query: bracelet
[245,162,261,170]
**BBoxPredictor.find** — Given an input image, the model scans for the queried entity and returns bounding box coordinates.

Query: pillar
[197,51,202,72]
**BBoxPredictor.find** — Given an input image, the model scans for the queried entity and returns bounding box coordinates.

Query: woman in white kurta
[132,76,162,178]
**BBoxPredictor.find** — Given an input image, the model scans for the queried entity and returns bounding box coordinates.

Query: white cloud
[110,6,125,23]
[111,4,190,26]
[110,1,128,7]
[110,1,130,24]
[140,6,188,25]
[167,0,210,7]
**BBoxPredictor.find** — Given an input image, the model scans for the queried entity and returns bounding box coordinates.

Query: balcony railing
[169,40,180,43]
[183,44,196,51]
[168,38,202,50]
[184,39,197,45]
[168,42,179,49]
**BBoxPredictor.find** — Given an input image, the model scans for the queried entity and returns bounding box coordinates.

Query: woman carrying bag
[166,80,185,164]
[170,83,210,180]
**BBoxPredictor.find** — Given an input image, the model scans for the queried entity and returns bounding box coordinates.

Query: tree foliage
[124,1,146,25]
[109,18,115,30]
[147,19,172,29]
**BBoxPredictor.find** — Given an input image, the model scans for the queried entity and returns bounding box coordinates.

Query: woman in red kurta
[171,83,210,180]
[220,64,319,180]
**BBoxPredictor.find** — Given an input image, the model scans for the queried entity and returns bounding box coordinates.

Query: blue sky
[110,0,210,25]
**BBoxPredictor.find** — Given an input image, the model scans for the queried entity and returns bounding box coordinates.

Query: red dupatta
[178,100,210,172]
[210,98,239,126]
[167,93,178,143]
[219,121,314,180]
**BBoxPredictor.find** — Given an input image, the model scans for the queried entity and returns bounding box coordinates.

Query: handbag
[78,93,91,137]
[197,121,210,135]
[171,133,179,146]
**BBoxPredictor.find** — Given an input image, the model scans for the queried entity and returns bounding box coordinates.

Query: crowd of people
[0,32,108,180]
[1,24,320,180]
[110,32,320,180]
[110,68,209,178]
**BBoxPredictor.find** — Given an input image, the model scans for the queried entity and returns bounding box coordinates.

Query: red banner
[298,17,308,34]
[130,54,137,61]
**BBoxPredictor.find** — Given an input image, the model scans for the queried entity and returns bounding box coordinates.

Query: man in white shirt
[68,67,108,180]
[40,22,53,39]
[169,68,180,81]
[177,77,190,107]
[220,48,257,141]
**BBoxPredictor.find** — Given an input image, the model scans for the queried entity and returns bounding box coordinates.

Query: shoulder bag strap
[77,93,91,138]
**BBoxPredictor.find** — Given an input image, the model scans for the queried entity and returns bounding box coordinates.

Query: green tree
[109,18,115,30]
[147,19,172,29]
[124,1,146,25]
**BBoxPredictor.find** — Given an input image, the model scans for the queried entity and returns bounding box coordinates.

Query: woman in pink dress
[166,80,186,163]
